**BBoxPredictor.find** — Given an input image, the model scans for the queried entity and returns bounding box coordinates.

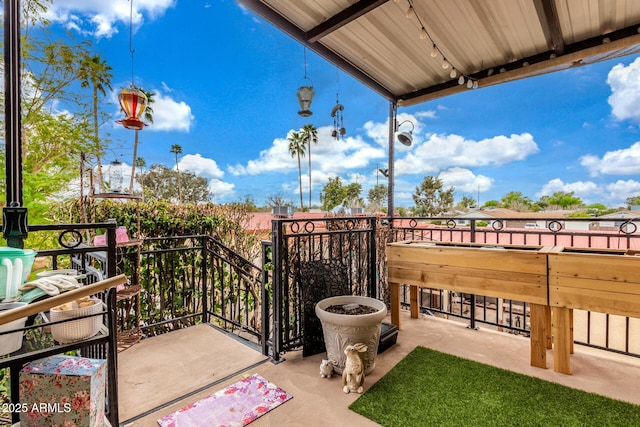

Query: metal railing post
[202,236,209,324]
[106,219,117,278]
[261,240,271,357]
[271,219,283,362]
[468,294,478,330]
[369,217,377,299]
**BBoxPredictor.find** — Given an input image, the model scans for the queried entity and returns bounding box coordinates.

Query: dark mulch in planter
[325,304,378,315]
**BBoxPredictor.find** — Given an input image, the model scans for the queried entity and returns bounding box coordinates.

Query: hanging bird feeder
[296,47,314,117]
[117,87,148,130]
[297,82,315,117]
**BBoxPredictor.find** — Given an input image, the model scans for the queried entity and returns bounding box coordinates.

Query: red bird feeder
[117,87,148,130]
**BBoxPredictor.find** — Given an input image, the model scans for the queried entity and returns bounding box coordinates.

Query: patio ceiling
[237,0,640,106]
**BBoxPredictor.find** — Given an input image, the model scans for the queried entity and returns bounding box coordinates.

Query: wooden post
[410,285,419,318]
[545,305,552,349]
[389,281,401,329]
[552,306,572,374]
[529,303,547,369]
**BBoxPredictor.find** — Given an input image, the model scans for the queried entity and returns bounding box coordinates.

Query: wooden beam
[539,0,565,55]
[236,0,397,102]
[307,0,389,43]
[399,31,640,106]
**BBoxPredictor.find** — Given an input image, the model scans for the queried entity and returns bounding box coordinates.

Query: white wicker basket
[0,302,27,355]
[49,298,103,343]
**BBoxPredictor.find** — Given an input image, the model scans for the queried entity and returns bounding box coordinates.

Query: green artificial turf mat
[350,346,640,427]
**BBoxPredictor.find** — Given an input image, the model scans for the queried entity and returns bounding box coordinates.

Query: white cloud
[607,57,640,123]
[228,126,386,176]
[395,133,539,176]
[535,178,601,202]
[415,110,437,119]
[178,154,224,179]
[605,180,640,203]
[135,87,194,132]
[46,0,175,38]
[209,179,235,201]
[439,168,494,194]
[580,142,640,177]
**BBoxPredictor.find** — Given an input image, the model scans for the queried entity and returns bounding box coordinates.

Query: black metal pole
[387,102,396,223]
[3,0,28,248]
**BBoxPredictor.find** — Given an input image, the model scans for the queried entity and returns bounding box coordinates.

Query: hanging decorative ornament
[117,0,148,130]
[331,101,345,140]
[117,87,148,130]
[331,68,346,139]
[297,47,314,117]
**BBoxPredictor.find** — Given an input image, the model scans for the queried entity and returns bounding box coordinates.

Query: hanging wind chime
[117,0,148,130]
[331,68,345,139]
[296,47,314,117]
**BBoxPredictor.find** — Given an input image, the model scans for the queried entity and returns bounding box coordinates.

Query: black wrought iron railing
[0,220,120,426]
[265,216,378,361]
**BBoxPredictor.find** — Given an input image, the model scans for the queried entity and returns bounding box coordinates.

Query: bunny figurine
[320,359,334,378]
[342,343,368,393]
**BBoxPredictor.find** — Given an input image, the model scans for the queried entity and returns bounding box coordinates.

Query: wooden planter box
[387,240,553,368]
[548,247,640,373]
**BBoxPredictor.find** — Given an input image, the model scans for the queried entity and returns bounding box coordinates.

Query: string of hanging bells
[117,0,148,130]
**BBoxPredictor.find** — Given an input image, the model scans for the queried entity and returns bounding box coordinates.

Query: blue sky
[41,0,640,208]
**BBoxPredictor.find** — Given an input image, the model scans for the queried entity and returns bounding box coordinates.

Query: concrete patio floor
[118,311,640,426]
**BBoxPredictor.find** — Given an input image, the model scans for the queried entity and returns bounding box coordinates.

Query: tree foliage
[345,182,364,208]
[541,191,583,210]
[138,164,211,203]
[287,131,306,210]
[367,184,387,212]
[78,53,113,191]
[626,195,640,208]
[320,177,345,212]
[301,124,318,209]
[319,177,364,212]
[457,195,476,209]
[50,198,261,260]
[412,176,454,217]
[0,1,111,225]
[501,191,532,212]
[265,193,293,208]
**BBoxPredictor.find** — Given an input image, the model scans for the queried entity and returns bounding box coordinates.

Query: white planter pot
[315,295,387,375]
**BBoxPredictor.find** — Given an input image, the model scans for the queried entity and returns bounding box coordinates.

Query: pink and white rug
[157,373,293,427]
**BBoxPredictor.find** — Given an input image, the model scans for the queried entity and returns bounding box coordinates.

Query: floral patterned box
[19,355,106,427]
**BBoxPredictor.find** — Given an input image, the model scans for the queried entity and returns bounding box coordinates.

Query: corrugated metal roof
[238,0,640,105]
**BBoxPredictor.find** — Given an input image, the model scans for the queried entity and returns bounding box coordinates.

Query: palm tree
[129,88,154,194]
[301,124,318,209]
[78,54,113,193]
[287,131,306,210]
[170,144,183,203]
[135,157,147,199]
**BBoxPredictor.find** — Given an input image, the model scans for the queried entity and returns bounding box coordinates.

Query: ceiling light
[420,27,428,40]
[406,6,413,19]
